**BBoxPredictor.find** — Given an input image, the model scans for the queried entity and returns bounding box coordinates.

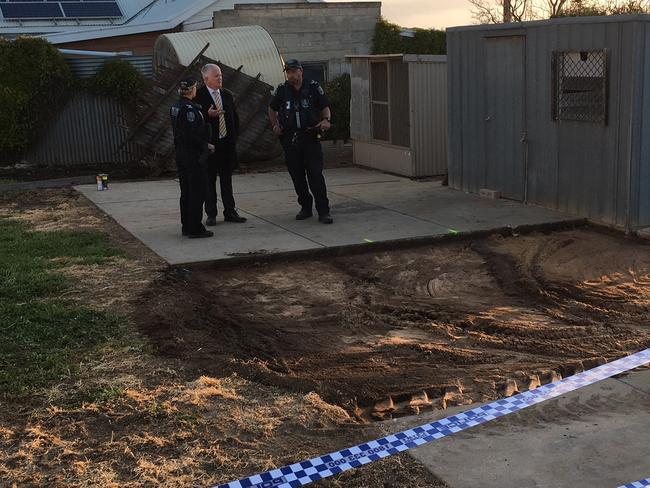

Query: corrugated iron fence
[65,55,154,79]
[25,92,136,167]
[23,55,152,167]
[25,51,279,168]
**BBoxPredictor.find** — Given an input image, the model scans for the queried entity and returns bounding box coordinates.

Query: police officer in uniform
[170,77,215,238]
[269,59,333,224]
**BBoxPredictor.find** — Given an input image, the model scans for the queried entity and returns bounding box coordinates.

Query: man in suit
[195,63,246,225]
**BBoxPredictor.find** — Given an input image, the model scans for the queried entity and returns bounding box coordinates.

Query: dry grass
[0,188,446,487]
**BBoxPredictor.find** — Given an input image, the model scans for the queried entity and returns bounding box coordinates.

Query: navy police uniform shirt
[269,79,330,131]
[170,97,210,158]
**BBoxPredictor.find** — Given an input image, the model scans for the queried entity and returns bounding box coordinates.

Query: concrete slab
[117,216,319,265]
[233,190,450,247]
[381,370,650,488]
[76,167,579,265]
[331,181,569,232]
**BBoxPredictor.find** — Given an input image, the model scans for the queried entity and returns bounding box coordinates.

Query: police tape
[619,479,650,488]
[212,349,650,488]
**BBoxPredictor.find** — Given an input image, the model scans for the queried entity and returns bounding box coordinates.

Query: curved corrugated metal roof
[154,25,285,87]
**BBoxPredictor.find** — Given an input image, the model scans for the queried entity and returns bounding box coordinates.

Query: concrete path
[382,369,650,488]
[76,167,577,265]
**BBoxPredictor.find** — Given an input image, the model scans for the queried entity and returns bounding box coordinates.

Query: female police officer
[170,77,215,238]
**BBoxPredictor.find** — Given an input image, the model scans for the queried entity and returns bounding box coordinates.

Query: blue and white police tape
[213,349,650,488]
[619,479,650,488]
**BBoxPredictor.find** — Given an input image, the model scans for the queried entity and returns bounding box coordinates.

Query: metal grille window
[371,61,390,141]
[553,50,608,124]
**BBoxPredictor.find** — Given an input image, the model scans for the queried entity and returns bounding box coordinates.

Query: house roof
[0,0,218,43]
[0,0,321,45]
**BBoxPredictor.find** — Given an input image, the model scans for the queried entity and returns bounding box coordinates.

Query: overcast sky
[331,0,475,29]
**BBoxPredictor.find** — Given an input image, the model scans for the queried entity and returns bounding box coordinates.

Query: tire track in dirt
[136,229,650,421]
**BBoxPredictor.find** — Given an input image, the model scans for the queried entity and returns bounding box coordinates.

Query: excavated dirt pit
[137,228,650,421]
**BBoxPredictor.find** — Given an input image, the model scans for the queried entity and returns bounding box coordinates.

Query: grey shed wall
[447,16,650,230]
[350,57,371,140]
[639,23,650,227]
[408,56,448,177]
[350,55,447,177]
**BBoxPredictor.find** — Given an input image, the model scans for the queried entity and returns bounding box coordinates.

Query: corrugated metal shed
[25,92,135,167]
[154,25,285,87]
[348,54,447,178]
[65,55,153,79]
[407,55,448,178]
[447,15,650,231]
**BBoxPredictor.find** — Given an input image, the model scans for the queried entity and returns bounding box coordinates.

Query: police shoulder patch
[186,111,196,123]
[170,106,180,116]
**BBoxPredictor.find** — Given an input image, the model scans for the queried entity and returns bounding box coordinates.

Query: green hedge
[0,37,73,160]
[324,73,351,142]
[373,18,446,55]
[0,38,149,162]
[84,58,149,105]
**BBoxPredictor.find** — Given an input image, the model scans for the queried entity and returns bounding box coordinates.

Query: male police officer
[269,59,333,224]
[170,77,215,238]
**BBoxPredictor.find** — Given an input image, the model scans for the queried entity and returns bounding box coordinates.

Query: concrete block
[479,188,502,199]
[281,7,312,18]
[498,378,519,397]
[281,33,301,45]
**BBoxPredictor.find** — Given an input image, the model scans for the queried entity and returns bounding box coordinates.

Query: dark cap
[283,59,302,71]
[179,77,197,89]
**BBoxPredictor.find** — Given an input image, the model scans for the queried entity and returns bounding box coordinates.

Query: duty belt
[287,127,321,145]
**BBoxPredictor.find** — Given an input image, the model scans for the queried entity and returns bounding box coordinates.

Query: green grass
[0,179,18,185]
[0,218,125,398]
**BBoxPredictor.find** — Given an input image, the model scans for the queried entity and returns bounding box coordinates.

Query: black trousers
[205,140,236,218]
[283,136,330,215]
[177,158,207,235]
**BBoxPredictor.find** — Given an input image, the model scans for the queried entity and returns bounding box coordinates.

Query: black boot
[295,208,313,220]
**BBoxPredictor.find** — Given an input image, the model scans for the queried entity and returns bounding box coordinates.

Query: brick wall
[57,29,178,56]
[213,2,381,80]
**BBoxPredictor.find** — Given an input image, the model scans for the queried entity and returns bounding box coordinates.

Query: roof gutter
[58,48,133,57]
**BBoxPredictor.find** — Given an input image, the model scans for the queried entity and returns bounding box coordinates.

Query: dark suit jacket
[195,85,240,167]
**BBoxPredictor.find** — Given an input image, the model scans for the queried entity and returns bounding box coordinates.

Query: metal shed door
[484,36,526,201]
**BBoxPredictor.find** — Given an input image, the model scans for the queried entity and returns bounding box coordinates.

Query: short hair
[201,63,221,79]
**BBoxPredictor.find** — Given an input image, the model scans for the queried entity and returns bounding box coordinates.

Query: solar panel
[60,2,122,18]
[0,2,63,18]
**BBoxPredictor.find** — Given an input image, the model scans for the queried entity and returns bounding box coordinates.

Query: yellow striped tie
[213,90,227,139]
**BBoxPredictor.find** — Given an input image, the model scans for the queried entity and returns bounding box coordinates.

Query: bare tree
[605,0,649,13]
[468,0,533,23]
[469,0,648,23]
[545,0,571,16]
